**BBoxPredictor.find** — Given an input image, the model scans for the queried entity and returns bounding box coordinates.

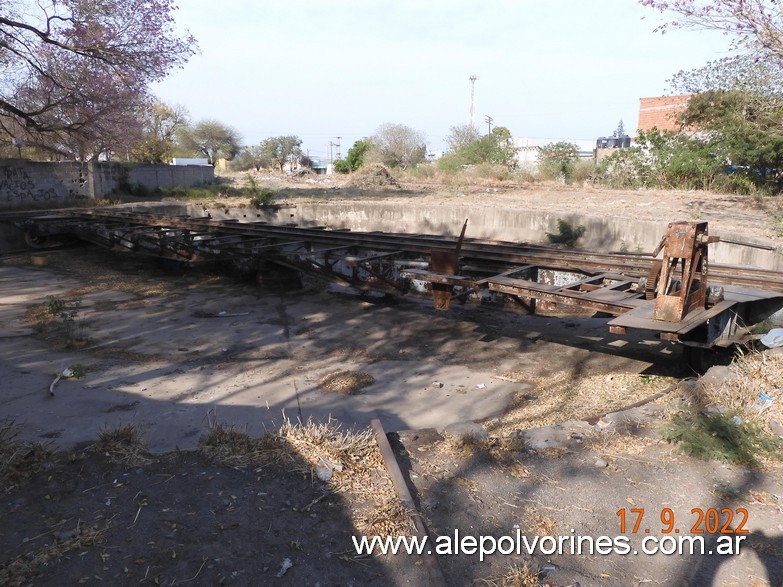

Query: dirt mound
[347,163,401,189]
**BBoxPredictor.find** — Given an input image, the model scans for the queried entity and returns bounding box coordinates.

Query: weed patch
[38,295,87,346]
[661,407,779,467]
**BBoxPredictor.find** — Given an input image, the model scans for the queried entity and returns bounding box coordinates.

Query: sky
[152,0,735,161]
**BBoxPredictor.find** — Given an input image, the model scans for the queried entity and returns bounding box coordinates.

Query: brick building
[637,95,692,133]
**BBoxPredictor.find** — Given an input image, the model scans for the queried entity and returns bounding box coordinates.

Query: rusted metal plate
[609,298,737,334]
[655,295,687,323]
[400,269,478,288]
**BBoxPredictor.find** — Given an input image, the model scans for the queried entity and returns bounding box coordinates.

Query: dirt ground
[245,172,783,242]
[2,181,783,586]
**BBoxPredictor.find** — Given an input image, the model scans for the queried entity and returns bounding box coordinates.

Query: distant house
[310,158,331,175]
[171,157,210,166]
[637,95,692,133]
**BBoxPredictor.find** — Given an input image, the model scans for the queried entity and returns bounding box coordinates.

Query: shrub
[436,153,464,174]
[249,188,275,207]
[538,141,580,183]
[571,159,599,184]
[546,219,586,247]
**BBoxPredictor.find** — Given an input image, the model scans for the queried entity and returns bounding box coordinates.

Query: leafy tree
[662,54,783,191]
[0,1,196,157]
[680,90,783,190]
[446,124,480,153]
[613,120,626,138]
[178,121,242,165]
[334,139,372,174]
[367,123,426,169]
[538,142,581,181]
[130,100,190,164]
[669,55,783,129]
[244,145,273,171]
[260,135,303,172]
[639,1,783,61]
[670,55,783,97]
[439,125,517,170]
[228,145,271,172]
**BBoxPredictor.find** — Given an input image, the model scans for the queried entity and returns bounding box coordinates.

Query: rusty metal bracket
[429,219,468,310]
[653,221,719,322]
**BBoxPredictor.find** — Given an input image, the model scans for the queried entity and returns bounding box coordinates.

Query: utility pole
[469,75,478,129]
[485,115,493,135]
[329,141,334,163]
[335,136,342,160]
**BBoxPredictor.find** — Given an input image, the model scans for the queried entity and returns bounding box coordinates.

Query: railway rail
[4,207,783,365]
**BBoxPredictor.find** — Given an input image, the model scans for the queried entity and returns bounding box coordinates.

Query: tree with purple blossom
[639,0,783,61]
[0,0,196,160]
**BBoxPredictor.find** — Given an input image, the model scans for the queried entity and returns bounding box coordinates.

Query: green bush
[333,159,351,174]
[436,153,465,174]
[546,219,586,247]
[249,188,275,207]
[538,142,580,182]
[570,159,598,184]
[471,163,513,181]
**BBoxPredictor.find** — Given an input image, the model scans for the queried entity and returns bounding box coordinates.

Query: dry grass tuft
[93,423,151,465]
[0,419,53,493]
[317,370,375,394]
[276,416,383,493]
[443,433,490,456]
[583,431,662,457]
[475,564,540,587]
[201,414,386,494]
[200,414,411,535]
[693,349,783,425]
[358,497,416,537]
[200,417,284,469]
[0,523,107,585]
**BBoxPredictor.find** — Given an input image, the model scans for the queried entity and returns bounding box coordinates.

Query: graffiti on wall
[0,166,87,203]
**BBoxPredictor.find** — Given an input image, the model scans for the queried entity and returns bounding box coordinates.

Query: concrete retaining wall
[0,160,213,209]
[286,202,783,271]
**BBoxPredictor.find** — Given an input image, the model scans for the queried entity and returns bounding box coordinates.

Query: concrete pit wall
[0,160,214,209]
[287,202,783,271]
[182,201,783,271]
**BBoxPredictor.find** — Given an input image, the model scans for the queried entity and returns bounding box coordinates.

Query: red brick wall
[637,95,691,133]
